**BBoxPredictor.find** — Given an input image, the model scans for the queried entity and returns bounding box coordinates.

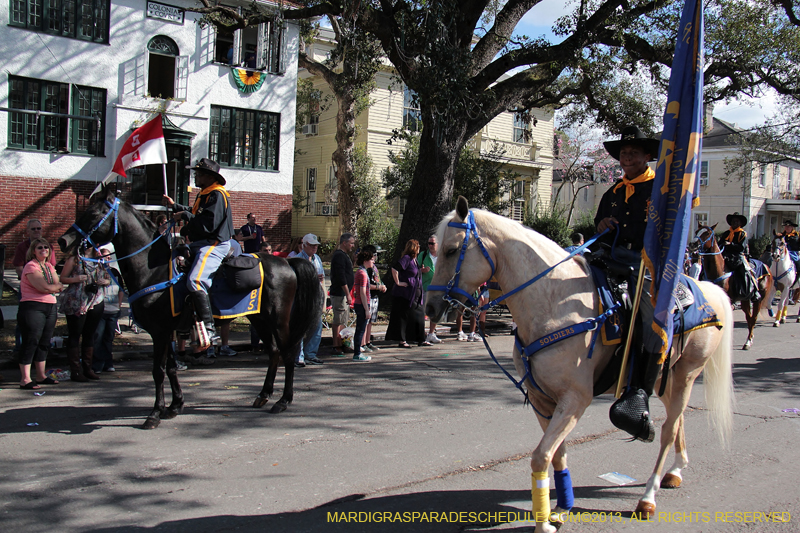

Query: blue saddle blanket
[169,257,264,319]
[591,267,721,346]
[749,258,769,279]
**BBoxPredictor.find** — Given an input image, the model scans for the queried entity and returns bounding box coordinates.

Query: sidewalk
[2,267,514,370]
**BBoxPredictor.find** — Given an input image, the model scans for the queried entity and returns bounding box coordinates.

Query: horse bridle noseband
[427,210,496,315]
[71,198,121,250]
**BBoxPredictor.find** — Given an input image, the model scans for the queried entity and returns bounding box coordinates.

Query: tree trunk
[393,120,466,261]
[334,90,358,237]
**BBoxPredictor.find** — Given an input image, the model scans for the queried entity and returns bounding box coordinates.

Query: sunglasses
[36,245,49,250]
[427,242,436,245]
[31,227,43,231]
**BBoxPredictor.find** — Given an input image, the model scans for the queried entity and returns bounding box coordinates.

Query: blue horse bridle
[427,210,617,419]
[70,197,182,306]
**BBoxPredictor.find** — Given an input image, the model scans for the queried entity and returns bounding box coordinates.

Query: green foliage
[524,206,571,248]
[382,133,521,214]
[571,211,598,242]
[749,234,771,260]
[295,78,331,133]
[352,145,399,252]
[318,239,337,258]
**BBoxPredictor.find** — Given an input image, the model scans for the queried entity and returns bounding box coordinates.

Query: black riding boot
[609,351,662,443]
[191,291,218,344]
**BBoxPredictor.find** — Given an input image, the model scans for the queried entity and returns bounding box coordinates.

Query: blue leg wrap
[553,468,574,510]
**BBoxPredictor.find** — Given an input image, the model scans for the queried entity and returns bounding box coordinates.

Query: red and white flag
[112,115,167,177]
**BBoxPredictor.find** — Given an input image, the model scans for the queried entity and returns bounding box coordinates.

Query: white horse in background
[425,197,734,533]
[767,233,797,327]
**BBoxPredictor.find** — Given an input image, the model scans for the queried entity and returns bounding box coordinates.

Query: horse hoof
[253,396,269,408]
[773,322,780,327]
[270,402,288,414]
[660,473,682,488]
[742,344,751,351]
[163,405,184,419]
[634,500,656,519]
[142,418,161,430]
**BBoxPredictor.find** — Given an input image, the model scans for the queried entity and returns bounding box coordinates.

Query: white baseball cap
[302,233,321,245]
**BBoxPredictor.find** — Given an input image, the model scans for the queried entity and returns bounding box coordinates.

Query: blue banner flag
[642,0,704,362]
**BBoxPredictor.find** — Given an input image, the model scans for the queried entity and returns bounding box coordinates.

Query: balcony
[465,132,539,161]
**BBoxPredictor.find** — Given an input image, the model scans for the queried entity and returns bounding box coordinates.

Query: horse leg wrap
[532,471,551,523]
[553,468,574,511]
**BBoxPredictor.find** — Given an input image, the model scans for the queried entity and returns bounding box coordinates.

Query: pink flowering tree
[553,127,619,225]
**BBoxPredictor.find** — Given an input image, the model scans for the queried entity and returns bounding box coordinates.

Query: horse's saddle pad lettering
[169,257,264,319]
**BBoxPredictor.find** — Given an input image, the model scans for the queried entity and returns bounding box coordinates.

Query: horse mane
[437,207,571,263]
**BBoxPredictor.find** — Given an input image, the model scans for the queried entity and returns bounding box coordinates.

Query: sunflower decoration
[232,68,265,93]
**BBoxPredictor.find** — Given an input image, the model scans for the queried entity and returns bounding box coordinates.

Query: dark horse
[694,223,773,350]
[58,188,323,429]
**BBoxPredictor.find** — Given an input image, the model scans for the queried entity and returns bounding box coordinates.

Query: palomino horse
[694,224,773,349]
[58,188,323,429]
[426,198,733,532]
[767,233,797,327]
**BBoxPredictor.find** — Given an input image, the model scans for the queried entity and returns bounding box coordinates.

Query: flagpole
[162,164,169,198]
[615,257,646,399]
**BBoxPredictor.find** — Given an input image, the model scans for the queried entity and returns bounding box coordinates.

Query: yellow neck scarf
[613,167,655,203]
[192,183,229,214]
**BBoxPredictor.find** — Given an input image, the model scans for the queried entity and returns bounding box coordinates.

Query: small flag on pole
[92,115,167,195]
[642,0,704,362]
[112,115,167,177]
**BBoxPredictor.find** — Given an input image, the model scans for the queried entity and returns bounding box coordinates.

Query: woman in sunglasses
[18,238,63,389]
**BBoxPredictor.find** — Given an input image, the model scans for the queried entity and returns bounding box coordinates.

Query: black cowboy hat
[783,220,798,227]
[726,213,747,227]
[603,126,660,161]
[186,158,226,185]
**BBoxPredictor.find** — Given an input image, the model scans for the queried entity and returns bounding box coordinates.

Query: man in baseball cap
[296,233,325,366]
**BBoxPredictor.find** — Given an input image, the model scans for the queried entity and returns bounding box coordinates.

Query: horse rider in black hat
[163,158,234,348]
[593,125,664,442]
[719,213,749,267]
[719,212,761,301]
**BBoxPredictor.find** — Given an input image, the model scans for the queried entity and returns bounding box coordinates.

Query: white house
[0,0,300,263]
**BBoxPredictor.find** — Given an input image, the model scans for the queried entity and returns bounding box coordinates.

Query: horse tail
[286,257,324,345]
[702,283,736,447]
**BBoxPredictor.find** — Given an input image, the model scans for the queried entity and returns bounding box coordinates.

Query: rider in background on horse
[719,213,760,302]
[163,158,234,348]
[593,126,663,442]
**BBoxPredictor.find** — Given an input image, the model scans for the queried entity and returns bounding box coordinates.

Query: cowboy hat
[186,158,226,185]
[603,126,660,161]
[782,220,798,227]
[726,213,748,227]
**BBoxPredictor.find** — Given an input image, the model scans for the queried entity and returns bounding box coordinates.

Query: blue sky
[512,0,774,130]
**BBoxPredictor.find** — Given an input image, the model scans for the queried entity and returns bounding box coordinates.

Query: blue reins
[428,210,616,419]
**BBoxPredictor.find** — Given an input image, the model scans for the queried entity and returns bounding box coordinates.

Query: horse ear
[456,196,469,220]
[711,223,718,231]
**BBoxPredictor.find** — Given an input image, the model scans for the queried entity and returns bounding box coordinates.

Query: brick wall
[0,175,292,268]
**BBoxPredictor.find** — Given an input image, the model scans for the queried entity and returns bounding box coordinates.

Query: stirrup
[609,388,655,443]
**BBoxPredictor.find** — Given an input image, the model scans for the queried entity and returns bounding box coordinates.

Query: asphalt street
[1,309,799,533]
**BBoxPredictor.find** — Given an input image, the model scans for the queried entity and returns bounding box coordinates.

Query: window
[389,197,407,218]
[8,75,105,155]
[699,160,709,186]
[305,168,317,214]
[209,105,279,170]
[403,87,421,132]
[10,0,109,43]
[212,12,284,73]
[694,212,708,234]
[513,111,530,144]
[147,36,188,100]
[583,187,588,203]
[773,164,781,199]
[758,164,766,188]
